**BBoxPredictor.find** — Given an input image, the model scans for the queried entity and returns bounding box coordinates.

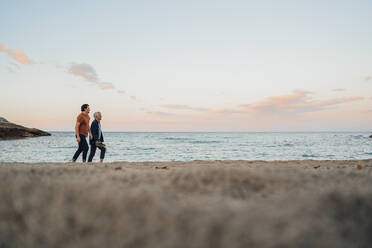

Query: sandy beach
[1,160,372,248]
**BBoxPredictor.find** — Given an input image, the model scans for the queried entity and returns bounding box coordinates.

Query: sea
[0,132,371,163]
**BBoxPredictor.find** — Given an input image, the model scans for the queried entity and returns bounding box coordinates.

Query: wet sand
[1,160,372,248]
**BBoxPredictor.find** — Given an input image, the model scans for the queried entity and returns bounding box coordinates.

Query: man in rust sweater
[72,104,92,162]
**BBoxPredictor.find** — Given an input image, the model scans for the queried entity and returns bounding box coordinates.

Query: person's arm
[89,124,93,140]
[100,123,104,142]
[91,121,98,141]
[75,122,81,142]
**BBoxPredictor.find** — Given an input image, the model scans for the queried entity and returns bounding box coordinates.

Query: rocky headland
[0,117,51,140]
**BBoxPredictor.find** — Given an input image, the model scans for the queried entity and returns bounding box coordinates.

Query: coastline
[1,159,372,247]
[1,158,372,165]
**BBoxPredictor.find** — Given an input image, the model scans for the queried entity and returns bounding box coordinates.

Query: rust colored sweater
[76,113,90,137]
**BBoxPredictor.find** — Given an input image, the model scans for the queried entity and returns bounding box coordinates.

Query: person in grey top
[88,112,106,163]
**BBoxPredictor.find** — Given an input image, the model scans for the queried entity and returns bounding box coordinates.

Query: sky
[0,0,371,131]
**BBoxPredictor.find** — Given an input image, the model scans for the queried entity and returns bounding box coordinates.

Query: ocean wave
[189,140,223,144]
[352,135,365,139]
[125,147,156,151]
[302,154,318,158]
[257,152,269,156]
[238,144,252,147]
[164,137,193,141]
[49,146,75,149]
[281,143,294,147]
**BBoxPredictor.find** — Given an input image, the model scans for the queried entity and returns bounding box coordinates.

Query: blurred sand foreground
[1,160,372,248]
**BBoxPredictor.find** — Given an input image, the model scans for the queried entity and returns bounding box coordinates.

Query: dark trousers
[88,143,106,162]
[72,134,89,162]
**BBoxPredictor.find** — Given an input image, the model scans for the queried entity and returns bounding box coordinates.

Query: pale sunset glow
[0,0,371,131]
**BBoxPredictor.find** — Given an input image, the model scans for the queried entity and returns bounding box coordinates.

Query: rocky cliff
[0,117,51,140]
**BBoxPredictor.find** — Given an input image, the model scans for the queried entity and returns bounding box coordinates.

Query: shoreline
[1,158,372,165]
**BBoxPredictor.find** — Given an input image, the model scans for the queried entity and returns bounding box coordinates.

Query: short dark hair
[81,104,89,112]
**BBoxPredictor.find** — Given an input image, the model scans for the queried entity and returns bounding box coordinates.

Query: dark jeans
[72,134,89,162]
[88,143,106,162]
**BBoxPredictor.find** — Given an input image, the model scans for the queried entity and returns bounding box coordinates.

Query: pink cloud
[99,82,115,90]
[160,104,208,112]
[241,90,313,112]
[67,63,115,91]
[159,104,248,116]
[316,97,363,106]
[0,44,33,64]
[68,63,99,83]
[130,96,137,101]
[213,109,245,114]
[157,90,364,119]
[240,90,364,113]
[332,88,346,92]
[364,76,371,81]
[146,111,177,116]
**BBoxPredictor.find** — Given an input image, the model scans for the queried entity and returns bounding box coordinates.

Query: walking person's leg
[82,136,89,162]
[88,144,97,162]
[72,134,84,162]
[98,146,106,163]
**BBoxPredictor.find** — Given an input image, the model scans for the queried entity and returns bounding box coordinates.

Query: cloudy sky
[1,0,371,131]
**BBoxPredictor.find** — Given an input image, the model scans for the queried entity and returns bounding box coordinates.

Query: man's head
[93,112,102,121]
[81,104,90,113]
